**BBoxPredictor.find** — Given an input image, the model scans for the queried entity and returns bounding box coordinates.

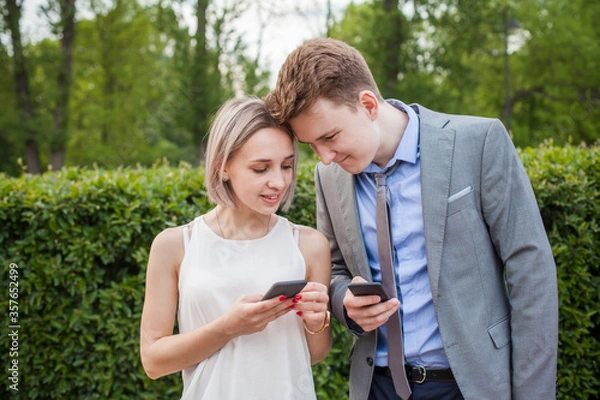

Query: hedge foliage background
[1,143,598,399]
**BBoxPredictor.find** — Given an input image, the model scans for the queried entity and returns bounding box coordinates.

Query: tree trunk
[192,0,210,166]
[5,0,42,173]
[50,0,77,171]
[326,0,333,37]
[382,0,403,96]
[25,139,42,173]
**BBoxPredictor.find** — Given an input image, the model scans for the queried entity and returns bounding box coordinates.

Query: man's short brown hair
[266,37,383,125]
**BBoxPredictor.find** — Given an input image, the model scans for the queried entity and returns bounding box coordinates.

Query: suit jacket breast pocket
[447,186,475,216]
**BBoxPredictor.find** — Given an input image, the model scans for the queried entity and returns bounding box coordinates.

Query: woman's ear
[357,90,379,121]
[219,164,229,183]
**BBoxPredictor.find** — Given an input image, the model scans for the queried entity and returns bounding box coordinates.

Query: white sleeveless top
[177,215,316,400]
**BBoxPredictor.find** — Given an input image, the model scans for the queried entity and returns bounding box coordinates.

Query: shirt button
[366,357,374,366]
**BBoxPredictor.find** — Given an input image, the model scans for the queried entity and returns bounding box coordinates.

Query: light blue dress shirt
[355,99,450,369]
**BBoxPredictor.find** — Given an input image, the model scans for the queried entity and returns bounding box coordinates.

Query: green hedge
[519,144,600,398]
[1,144,598,399]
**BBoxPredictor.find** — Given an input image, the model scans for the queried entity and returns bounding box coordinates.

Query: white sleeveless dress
[177,215,316,400]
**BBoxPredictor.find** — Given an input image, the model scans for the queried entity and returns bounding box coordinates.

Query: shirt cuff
[343,306,365,336]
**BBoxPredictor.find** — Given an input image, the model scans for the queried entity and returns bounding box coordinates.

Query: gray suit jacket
[315,104,558,400]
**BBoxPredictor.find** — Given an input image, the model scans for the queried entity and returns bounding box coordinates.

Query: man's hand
[343,277,400,332]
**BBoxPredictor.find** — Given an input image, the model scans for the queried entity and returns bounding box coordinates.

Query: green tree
[48,0,77,170]
[330,0,408,98]
[189,0,214,164]
[0,40,23,176]
[513,0,600,146]
[3,0,43,173]
[67,0,181,168]
[187,0,272,164]
[2,0,78,173]
[332,0,600,147]
[0,0,273,173]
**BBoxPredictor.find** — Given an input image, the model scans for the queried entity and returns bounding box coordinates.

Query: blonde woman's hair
[204,96,298,211]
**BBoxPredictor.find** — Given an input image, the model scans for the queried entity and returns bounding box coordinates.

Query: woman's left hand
[292,281,329,332]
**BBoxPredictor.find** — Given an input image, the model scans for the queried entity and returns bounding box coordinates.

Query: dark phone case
[348,282,391,301]
[261,279,307,300]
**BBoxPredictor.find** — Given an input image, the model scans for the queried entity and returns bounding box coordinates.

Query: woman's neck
[213,206,274,240]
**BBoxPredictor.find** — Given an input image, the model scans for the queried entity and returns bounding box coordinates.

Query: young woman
[140,97,332,399]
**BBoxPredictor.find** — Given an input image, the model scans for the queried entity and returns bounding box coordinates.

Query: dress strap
[182,223,192,252]
[293,224,300,244]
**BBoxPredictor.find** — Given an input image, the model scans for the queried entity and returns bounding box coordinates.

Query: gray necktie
[374,161,411,400]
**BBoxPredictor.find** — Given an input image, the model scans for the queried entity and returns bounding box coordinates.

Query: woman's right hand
[219,294,295,337]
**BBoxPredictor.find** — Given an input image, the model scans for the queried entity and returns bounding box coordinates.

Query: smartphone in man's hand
[261,279,307,300]
[348,282,391,302]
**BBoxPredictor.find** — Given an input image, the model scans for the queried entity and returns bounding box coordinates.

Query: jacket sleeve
[314,163,355,330]
[481,120,558,399]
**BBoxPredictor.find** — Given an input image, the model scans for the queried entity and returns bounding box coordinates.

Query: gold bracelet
[303,311,330,335]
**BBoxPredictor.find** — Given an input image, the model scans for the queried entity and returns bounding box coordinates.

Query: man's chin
[336,160,366,175]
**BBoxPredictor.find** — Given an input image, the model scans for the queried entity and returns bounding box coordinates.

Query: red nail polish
[294,295,302,301]
[279,296,287,302]
[296,311,303,316]
[289,304,295,309]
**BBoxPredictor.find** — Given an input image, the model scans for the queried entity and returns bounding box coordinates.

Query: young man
[266,38,558,400]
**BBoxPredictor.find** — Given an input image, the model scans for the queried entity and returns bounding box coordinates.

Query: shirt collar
[363,99,420,174]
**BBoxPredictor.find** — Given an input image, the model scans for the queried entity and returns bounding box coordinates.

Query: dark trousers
[369,370,464,400]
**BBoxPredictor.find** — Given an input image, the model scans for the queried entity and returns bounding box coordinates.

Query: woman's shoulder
[150,217,200,256]
[148,228,181,264]
[153,215,205,244]
[289,224,328,253]
[153,225,182,244]
[144,225,189,276]
[291,224,331,282]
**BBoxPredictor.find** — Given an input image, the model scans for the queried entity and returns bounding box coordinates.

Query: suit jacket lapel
[415,105,455,303]
[329,165,373,281]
